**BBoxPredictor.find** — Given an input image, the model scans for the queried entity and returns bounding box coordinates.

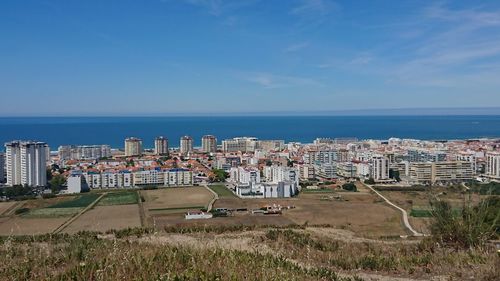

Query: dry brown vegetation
[0,225,498,281]
[63,205,141,234]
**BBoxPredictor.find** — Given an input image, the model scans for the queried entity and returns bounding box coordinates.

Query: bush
[14,207,30,215]
[342,183,357,192]
[364,177,376,185]
[41,193,56,199]
[429,196,500,249]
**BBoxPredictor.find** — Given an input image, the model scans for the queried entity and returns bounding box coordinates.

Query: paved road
[363,183,423,237]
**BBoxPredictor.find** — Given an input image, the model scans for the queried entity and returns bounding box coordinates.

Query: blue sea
[0,116,499,150]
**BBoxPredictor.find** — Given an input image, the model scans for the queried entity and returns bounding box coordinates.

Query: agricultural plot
[0,217,67,235]
[63,205,141,234]
[48,193,101,208]
[23,207,82,218]
[19,193,101,219]
[0,202,18,216]
[141,187,213,212]
[98,191,138,206]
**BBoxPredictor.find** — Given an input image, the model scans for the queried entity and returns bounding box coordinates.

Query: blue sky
[1,0,500,116]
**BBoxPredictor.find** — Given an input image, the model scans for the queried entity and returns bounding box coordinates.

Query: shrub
[342,183,357,192]
[364,177,376,185]
[429,196,500,249]
[14,207,30,215]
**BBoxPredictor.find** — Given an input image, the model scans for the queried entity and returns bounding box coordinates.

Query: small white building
[66,174,89,194]
[235,181,298,198]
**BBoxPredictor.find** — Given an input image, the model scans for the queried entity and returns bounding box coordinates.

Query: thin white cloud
[246,73,322,89]
[284,42,309,52]
[349,54,373,65]
[290,0,338,26]
[180,0,260,17]
[335,3,500,90]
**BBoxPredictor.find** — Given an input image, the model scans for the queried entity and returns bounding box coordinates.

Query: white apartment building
[297,164,315,180]
[0,152,5,183]
[304,150,338,165]
[354,162,371,178]
[314,163,337,180]
[133,169,164,186]
[455,152,477,174]
[371,155,390,181]
[201,135,217,153]
[409,161,473,184]
[125,137,143,156]
[58,145,111,161]
[164,168,194,186]
[263,165,299,184]
[257,140,285,151]
[84,171,132,189]
[83,168,193,188]
[235,181,298,198]
[336,162,357,178]
[229,166,260,184]
[154,136,169,155]
[486,151,500,180]
[5,141,48,187]
[222,137,258,153]
[180,136,193,155]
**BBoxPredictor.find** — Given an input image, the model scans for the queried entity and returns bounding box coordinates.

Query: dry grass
[0,231,359,281]
[1,226,497,280]
[214,192,407,238]
[141,187,213,210]
[0,202,18,216]
[63,205,141,234]
[0,217,67,235]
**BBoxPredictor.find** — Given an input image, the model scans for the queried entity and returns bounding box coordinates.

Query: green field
[48,194,101,208]
[23,207,82,218]
[98,191,139,206]
[208,185,236,198]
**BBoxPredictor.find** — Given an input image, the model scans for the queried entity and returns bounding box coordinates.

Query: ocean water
[0,116,499,150]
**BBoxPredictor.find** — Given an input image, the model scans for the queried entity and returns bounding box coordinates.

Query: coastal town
[2,135,499,195]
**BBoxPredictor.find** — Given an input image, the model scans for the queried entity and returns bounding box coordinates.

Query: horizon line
[1,106,500,117]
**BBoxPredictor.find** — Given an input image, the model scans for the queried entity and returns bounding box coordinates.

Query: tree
[50,174,66,194]
[211,169,228,182]
[342,182,357,192]
[389,169,401,182]
[364,177,376,185]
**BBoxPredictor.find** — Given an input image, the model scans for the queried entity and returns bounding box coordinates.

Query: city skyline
[2,1,500,115]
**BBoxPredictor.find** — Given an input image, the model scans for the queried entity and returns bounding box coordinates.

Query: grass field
[208,184,237,197]
[47,193,101,208]
[23,207,82,218]
[98,191,139,206]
